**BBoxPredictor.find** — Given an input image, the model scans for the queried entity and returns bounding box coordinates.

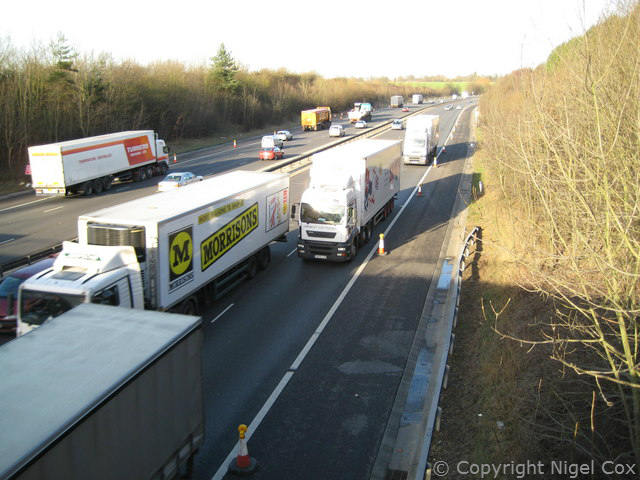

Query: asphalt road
[186,102,475,479]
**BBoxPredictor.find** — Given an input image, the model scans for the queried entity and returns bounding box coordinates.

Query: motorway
[0,99,477,478]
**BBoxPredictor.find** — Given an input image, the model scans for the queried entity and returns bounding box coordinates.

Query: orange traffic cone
[173,153,177,163]
[228,424,257,475]
[417,184,423,196]
[233,139,237,149]
[378,233,387,256]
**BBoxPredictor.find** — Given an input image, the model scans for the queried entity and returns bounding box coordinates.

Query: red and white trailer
[27,130,170,196]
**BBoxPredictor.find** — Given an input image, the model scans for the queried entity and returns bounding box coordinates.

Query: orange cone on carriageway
[233,139,237,149]
[417,184,423,196]
[173,153,177,163]
[228,424,257,475]
[378,233,387,256]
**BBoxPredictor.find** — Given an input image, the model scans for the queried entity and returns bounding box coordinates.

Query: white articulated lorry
[402,114,440,165]
[412,94,423,104]
[17,170,289,334]
[296,139,401,262]
[348,102,373,123]
[28,130,170,197]
[0,303,203,480]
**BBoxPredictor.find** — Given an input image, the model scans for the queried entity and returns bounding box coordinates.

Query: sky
[0,0,614,78]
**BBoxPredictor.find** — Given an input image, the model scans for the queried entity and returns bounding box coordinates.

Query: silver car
[275,130,293,141]
[329,125,346,137]
[157,172,204,191]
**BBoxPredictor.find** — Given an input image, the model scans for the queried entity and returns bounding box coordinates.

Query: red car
[259,146,284,160]
[402,107,410,112]
[0,256,57,334]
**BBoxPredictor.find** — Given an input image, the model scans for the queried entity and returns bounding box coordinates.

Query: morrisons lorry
[390,95,404,108]
[347,102,373,123]
[17,170,290,334]
[27,130,170,197]
[402,114,440,165]
[412,94,424,104]
[301,107,332,131]
[1,303,203,480]
[296,139,401,262]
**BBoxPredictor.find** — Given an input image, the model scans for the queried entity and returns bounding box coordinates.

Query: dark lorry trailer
[0,303,203,480]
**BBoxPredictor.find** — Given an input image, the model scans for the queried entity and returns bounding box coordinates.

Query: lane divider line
[210,303,234,324]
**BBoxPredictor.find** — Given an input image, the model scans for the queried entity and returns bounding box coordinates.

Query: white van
[261,135,283,149]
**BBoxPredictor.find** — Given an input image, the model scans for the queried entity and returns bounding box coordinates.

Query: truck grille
[307,231,336,239]
[306,241,336,255]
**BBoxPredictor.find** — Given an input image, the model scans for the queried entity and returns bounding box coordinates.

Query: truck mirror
[291,204,297,218]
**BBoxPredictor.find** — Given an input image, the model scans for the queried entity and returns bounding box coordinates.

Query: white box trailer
[297,139,401,262]
[28,130,170,197]
[403,114,440,165]
[0,303,203,480]
[390,95,404,108]
[17,171,289,333]
[412,94,423,104]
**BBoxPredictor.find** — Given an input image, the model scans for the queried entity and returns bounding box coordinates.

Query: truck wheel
[349,241,358,261]
[257,246,271,270]
[102,176,113,191]
[246,257,258,279]
[180,298,198,316]
[81,181,93,196]
[146,165,154,178]
[92,179,103,194]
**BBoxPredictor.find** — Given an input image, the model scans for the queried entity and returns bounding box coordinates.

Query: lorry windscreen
[20,289,85,326]
[300,203,344,225]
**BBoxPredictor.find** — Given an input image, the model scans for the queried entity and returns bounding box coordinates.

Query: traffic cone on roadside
[233,139,237,149]
[378,233,387,256]
[417,184,423,196]
[173,153,177,163]
[228,424,257,475]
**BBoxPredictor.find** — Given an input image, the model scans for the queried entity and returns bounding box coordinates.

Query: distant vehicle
[259,146,285,160]
[276,130,293,141]
[402,107,409,112]
[354,120,368,129]
[157,172,203,191]
[329,125,346,137]
[261,135,284,149]
[390,95,404,108]
[391,119,405,130]
[348,102,373,123]
[301,107,332,131]
[444,105,453,111]
[0,256,57,334]
[456,105,462,110]
[412,94,423,104]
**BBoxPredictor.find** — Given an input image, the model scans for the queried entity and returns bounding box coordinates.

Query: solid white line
[0,238,15,246]
[210,303,234,324]
[286,247,297,257]
[210,166,435,480]
[0,197,50,213]
[43,206,63,213]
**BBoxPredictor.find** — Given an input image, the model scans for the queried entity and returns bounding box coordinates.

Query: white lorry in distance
[390,95,404,108]
[261,135,283,149]
[412,94,423,104]
[27,130,170,197]
[296,139,401,262]
[347,102,373,123]
[1,303,203,480]
[402,114,440,165]
[17,170,290,335]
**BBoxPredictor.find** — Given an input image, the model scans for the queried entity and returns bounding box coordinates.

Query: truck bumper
[403,155,428,165]
[297,238,353,262]
[34,187,66,196]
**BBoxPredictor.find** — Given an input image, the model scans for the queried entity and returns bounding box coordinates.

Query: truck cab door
[90,278,132,308]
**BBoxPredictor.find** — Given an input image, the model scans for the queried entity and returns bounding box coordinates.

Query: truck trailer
[0,303,203,480]
[27,130,170,197]
[297,139,401,262]
[402,114,440,165]
[347,102,373,123]
[412,94,424,104]
[17,170,290,334]
[390,95,404,108]
[301,107,332,131]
